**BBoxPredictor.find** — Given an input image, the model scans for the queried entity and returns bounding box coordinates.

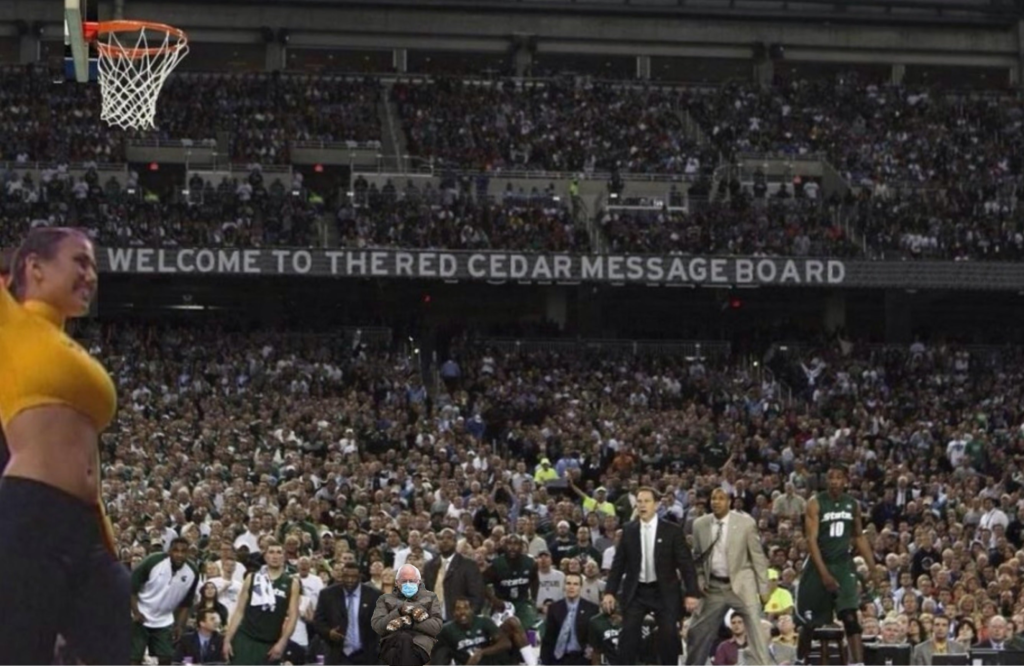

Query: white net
[94,21,189,131]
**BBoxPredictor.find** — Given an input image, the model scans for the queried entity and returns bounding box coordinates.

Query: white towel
[250,567,277,612]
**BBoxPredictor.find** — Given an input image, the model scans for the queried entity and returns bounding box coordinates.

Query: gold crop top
[0,287,117,431]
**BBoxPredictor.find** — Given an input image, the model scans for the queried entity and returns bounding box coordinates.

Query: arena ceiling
[160,0,1023,26]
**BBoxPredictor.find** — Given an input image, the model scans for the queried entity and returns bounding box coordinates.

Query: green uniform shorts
[130,623,174,663]
[511,599,539,629]
[230,631,278,665]
[795,559,860,626]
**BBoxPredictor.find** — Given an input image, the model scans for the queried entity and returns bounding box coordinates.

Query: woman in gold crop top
[0,227,130,665]
[0,247,10,473]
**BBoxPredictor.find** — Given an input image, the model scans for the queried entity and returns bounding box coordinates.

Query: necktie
[346,593,361,655]
[200,636,208,662]
[435,558,447,618]
[698,520,724,565]
[555,604,577,660]
[643,523,653,582]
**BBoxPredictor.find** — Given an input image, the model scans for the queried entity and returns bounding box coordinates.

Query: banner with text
[101,247,846,286]
[96,247,1024,291]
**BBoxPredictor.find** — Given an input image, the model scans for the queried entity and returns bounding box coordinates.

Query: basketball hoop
[84,20,189,131]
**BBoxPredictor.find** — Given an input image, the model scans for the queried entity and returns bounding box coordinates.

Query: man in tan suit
[911,615,967,665]
[685,489,771,666]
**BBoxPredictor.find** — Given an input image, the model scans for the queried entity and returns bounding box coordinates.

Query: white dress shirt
[640,516,658,583]
[710,514,731,579]
[437,555,455,619]
[602,545,616,572]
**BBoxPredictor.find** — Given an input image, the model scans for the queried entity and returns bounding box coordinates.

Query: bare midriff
[3,405,100,503]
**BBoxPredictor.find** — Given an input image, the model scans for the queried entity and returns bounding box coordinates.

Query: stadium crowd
[14,64,1024,189]
[10,161,1023,262]
[0,66,382,164]
[602,197,858,257]
[156,73,383,164]
[6,64,1024,261]
[680,74,1024,262]
[341,176,589,252]
[0,65,124,163]
[683,76,1024,190]
[0,165,325,248]
[392,78,707,174]
[74,313,1024,664]
[846,188,1024,262]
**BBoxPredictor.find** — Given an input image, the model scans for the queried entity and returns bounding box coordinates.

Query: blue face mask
[400,582,418,598]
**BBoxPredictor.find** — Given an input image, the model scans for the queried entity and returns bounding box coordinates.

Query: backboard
[64,0,92,82]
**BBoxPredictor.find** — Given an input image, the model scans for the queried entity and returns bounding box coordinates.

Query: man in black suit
[173,609,225,665]
[604,486,699,665]
[314,562,383,665]
[421,528,485,622]
[541,573,599,666]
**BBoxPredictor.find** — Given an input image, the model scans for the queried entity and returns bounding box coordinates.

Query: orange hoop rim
[84,20,188,59]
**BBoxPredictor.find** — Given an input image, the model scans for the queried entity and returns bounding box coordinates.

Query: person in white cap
[547,520,579,567]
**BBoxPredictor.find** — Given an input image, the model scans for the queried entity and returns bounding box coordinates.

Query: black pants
[618,583,680,666]
[0,476,131,664]
[379,631,428,666]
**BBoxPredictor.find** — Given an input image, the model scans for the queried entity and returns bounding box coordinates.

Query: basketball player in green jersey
[224,540,301,665]
[796,467,879,666]
[588,594,623,665]
[483,536,540,666]
[433,597,516,665]
[485,535,539,629]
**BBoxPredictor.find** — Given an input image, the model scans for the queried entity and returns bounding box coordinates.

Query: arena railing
[1,161,126,173]
[357,161,699,184]
[768,340,1024,360]
[171,71,381,84]
[126,137,218,148]
[290,140,384,150]
[741,359,795,406]
[391,74,718,93]
[863,174,1019,195]
[859,342,1024,357]
[271,327,393,347]
[126,137,381,154]
[735,152,829,164]
[474,338,732,359]
[185,163,293,176]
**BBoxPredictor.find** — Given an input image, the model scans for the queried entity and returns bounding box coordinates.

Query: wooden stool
[813,626,846,665]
